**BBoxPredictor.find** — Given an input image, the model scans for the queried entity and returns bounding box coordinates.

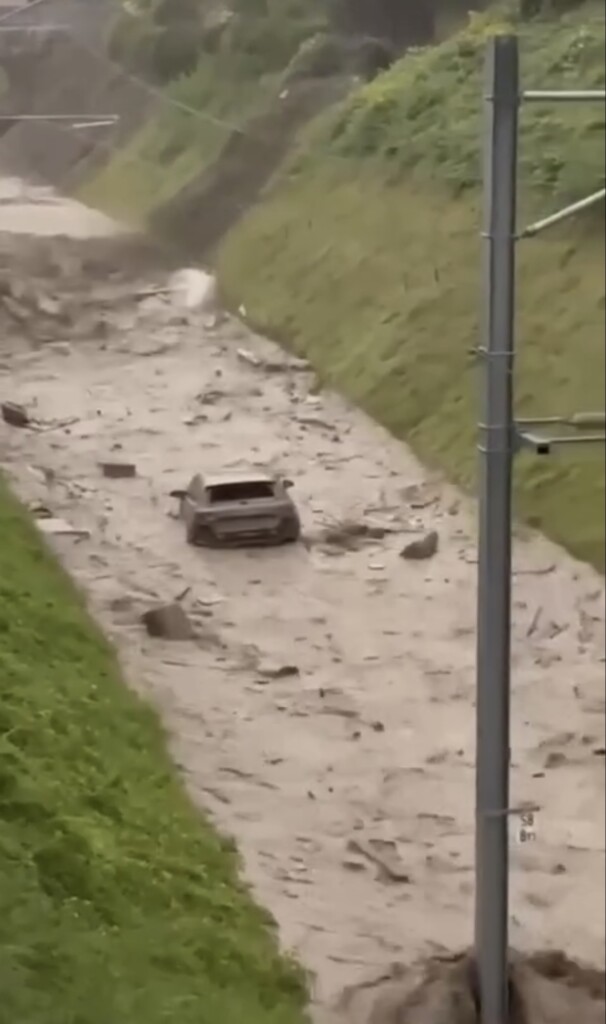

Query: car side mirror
[283,479,294,489]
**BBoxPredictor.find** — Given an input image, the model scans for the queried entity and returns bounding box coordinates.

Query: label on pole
[516,810,538,844]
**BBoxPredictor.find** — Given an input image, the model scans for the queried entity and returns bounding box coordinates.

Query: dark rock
[2,401,30,428]
[400,530,439,561]
[141,603,194,641]
[100,461,137,479]
[259,663,300,680]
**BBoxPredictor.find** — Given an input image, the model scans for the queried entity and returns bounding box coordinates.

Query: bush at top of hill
[109,0,327,83]
[296,2,604,207]
[109,0,545,87]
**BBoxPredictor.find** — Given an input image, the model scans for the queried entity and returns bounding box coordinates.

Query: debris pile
[304,516,393,552]
[0,233,170,347]
[337,949,605,1024]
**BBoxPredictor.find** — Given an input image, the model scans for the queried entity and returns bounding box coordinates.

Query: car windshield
[207,480,276,503]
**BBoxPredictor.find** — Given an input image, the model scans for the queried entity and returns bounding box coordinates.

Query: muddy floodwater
[0,176,120,236]
[0,178,604,1020]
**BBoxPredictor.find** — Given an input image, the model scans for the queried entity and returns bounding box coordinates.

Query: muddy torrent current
[0,184,604,1022]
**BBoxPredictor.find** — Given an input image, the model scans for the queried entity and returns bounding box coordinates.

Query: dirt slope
[150,76,350,259]
[0,190,603,1020]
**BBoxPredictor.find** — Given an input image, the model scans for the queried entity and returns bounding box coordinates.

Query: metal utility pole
[475,35,518,1024]
[475,34,605,1024]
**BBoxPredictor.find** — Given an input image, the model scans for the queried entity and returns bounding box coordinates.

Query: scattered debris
[545,751,568,769]
[264,355,310,374]
[307,518,391,552]
[295,414,337,432]
[342,856,367,873]
[401,481,441,508]
[258,663,300,680]
[141,603,195,641]
[37,517,90,539]
[465,556,558,577]
[30,503,53,518]
[346,837,411,884]
[196,388,226,406]
[318,687,358,719]
[35,415,80,434]
[100,461,137,479]
[515,563,557,577]
[236,347,310,374]
[527,606,543,638]
[400,530,440,561]
[237,347,262,369]
[47,341,72,356]
[2,400,30,428]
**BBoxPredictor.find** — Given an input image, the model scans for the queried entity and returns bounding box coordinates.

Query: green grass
[80,56,279,224]
[82,0,327,222]
[218,2,605,570]
[300,2,605,205]
[0,476,308,1024]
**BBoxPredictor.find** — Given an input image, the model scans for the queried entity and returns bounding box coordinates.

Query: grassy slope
[219,3,605,570]
[80,0,327,224]
[0,476,307,1024]
[79,56,277,224]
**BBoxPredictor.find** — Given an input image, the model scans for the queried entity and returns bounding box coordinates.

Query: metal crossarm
[515,412,606,453]
[475,35,605,1024]
[0,114,119,122]
[523,89,606,102]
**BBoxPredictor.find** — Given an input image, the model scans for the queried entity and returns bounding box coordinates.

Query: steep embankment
[0,489,307,1024]
[218,3,605,569]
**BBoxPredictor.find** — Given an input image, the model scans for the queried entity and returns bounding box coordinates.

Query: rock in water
[1,401,30,428]
[400,530,439,561]
[141,603,194,641]
[100,461,137,479]
[168,268,218,312]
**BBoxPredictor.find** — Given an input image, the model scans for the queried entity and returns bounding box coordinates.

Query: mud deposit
[0,184,604,1021]
[336,949,605,1023]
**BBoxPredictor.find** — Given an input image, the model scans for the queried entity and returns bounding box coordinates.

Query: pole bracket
[514,413,606,455]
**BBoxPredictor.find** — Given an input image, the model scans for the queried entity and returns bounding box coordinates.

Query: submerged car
[170,471,301,548]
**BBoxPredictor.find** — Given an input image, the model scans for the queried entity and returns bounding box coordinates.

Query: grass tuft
[297,2,605,205]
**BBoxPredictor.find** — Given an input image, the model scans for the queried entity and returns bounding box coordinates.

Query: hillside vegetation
[82,0,331,221]
[82,0,488,222]
[0,475,307,1024]
[218,1,605,568]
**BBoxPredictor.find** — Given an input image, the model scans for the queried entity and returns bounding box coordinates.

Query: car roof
[203,472,276,488]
